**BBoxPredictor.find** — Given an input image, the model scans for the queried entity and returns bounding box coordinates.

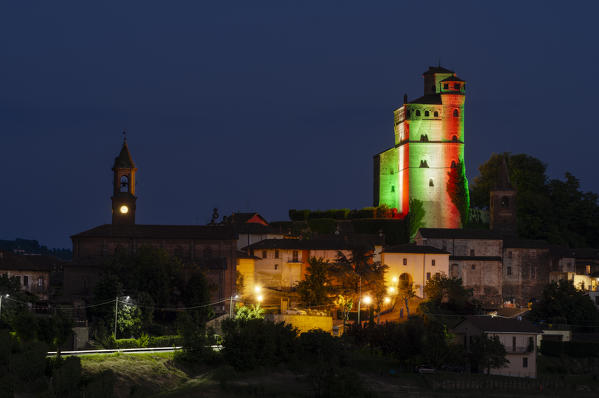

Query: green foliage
[220,317,297,370]
[528,280,599,327]
[470,153,599,247]
[148,335,183,347]
[397,277,416,317]
[469,334,509,374]
[407,198,426,240]
[447,159,470,227]
[51,356,82,397]
[296,258,334,307]
[234,303,265,321]
[307,218,337,234]
[36,311,73,353]
[421,274,478,315]
[351,218,409,245]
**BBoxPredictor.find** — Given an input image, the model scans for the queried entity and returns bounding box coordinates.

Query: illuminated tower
[111,138,137,225]
[373,66,467,228]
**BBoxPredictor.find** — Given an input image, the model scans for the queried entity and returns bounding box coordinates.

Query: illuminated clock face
[119,205,129,214]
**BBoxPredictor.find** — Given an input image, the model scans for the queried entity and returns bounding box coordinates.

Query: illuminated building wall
[373,66,466,228]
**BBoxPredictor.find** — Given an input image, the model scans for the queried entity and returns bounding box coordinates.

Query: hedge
[541,340,599,357]
[111,335,183,349]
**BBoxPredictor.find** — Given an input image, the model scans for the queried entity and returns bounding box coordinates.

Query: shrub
[148,335,184,347]
[307,218,337,234]
[289,209,310,221]
[114,338,138,349]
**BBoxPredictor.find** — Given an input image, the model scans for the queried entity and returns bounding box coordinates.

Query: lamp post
[0,294,8,319]
[114,295,130,339]
[229,294,239,317]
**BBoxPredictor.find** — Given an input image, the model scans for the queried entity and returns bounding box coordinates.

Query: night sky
[1,1,597,249]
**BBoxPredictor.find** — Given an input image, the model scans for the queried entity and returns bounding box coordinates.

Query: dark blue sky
[1,1,597,248]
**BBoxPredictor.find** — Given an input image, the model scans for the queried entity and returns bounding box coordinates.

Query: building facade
[374,66,467,229]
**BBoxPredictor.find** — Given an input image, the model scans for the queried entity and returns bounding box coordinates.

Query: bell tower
[490,155,517,236]
[111,137,137,225]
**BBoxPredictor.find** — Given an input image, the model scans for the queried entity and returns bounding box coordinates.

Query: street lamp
[229,294,240,317]
[256,295,264,303]
[114,295,132,339]
[384,296,391,304]
[0,294,9,319]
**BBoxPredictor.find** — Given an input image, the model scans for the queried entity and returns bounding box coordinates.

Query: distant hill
[0,238,72,260]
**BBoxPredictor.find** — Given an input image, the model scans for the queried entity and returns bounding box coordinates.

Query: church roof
[71,224,236,240]
[423,66,454,75]
[383,244,449,254]
[113,140,135,169]
[440,75,465,82]
[407,94,442,105]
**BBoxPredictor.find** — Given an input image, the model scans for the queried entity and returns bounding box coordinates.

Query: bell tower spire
[111,133,137,225]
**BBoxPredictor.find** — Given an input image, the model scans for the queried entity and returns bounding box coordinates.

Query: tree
[407,198,426,241]
[234,303,264,321]
[447,159,470,226]
[470,334,508,374]
[296,258,333,307]
[528,280,599,327]
[421,274,477,315]
[397,277,416,317]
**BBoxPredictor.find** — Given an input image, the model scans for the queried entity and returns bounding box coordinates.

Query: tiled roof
[423,66,454,75]
[418,228,502,240]
[244,236,382,251]
[0,252,62,271]
[113,141,135,169]
[383,244,449,254]
[71,224,237,240]
[450,255,502,261]
[456,316,542,334]
[440,75,465,82]
[408,94,442,105]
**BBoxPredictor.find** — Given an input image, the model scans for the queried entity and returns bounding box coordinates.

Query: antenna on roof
[122,129,127,142]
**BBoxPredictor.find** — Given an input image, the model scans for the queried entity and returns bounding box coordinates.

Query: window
[275,250,279,259]
[419,160,429,168]
[435,272,440,278]
[391,185,395,192]
[37,277,43,288]
[416,110,421,117]
[120,175,129,192]
[426,272,431,280]
[274,264,278,270]
[453,109,459,117]
[443,83,449,90]
[471,264,476,270]
[432,259,436,266]
[454,83,460,90]
[586,265,591,275]
[522,357,528,368]
[470,249,475,256]
[292,250,299,262]
[451,161,456,168]
[262,250,267,259]
[507,266,512,276]
[512,336,516,352]
[452,135,458,141]
[531,266,535,279]
[424,111,429,117]
[429,179,434,187]
[434,111,439,117]
[403,258,407,265]
[420,134,428,142]
[508,251,512,259]
[528,337,534,352]
[16,276,21,285]
[23,275,29,287]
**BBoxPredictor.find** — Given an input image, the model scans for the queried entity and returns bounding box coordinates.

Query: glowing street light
[388,286,396,294]
[392,276,398,283]
[254,286,262,294]
[384,297,391,304]
[363,295,372,305]
[257,295,264,303]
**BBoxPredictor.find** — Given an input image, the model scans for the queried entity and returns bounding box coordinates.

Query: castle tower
[374,66,467,228]
[111,138,137,225]
[490,156,517,235]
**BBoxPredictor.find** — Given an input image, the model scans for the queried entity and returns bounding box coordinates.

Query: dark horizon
[2,1,598,248]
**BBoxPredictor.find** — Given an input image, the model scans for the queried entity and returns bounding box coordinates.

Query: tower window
[429,179,434,187]
[403,258,407,265]
[416,110,421,117]
[120,175,129,192]
[443,83,449,90]
[434,111,439,117]
[391,185,395,192]
[420,134,428,142]
[454,83,460,90]
[419,160,429,168]
[424,111,429,117]
[451,161,456,168]
[453,109,459,117]
[452,135,458,141]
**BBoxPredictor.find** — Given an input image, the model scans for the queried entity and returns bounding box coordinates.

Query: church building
[374,66,467,229]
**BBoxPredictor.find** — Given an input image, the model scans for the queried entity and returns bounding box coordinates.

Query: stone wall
[266,314,333,334]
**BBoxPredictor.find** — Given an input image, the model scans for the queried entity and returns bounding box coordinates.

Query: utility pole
[114,297,118,338]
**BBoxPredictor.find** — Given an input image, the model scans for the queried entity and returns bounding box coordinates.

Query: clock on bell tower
[111,137,137,225]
